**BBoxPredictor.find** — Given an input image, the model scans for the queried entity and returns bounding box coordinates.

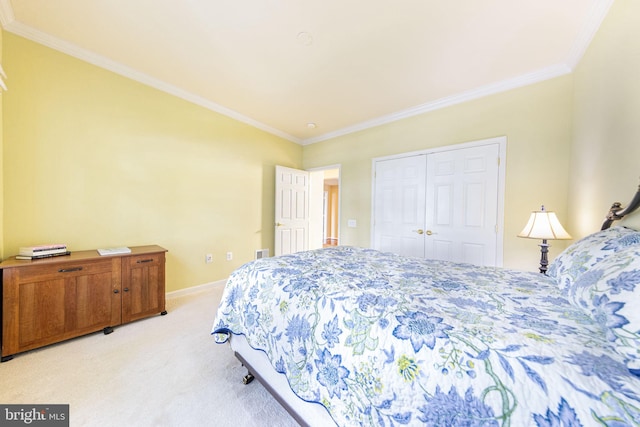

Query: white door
[372,140,503,266]
[275,166,310,256]
[372,155,427,257]
[425,144,500,266]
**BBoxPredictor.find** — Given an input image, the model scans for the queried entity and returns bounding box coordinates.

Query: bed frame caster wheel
[103,326,114,335]
[161,310,168,315]
[243,373,255,385]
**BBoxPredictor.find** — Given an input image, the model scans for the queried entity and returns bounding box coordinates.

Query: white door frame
[370,136,506,266]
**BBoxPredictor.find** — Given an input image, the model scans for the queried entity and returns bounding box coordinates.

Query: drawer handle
[58,267,83,273]
[137,259,154,264]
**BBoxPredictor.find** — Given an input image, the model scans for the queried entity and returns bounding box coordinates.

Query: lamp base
[538,240,549,274]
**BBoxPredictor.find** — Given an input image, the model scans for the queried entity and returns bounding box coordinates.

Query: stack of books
[16,244,70,260]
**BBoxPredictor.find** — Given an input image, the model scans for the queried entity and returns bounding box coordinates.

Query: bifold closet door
[372,154,427,258]
[372,143,501,266]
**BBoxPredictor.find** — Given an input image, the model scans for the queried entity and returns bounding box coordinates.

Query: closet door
[372,154,427,258]
[425,143,500,266]
[372,140,503,266]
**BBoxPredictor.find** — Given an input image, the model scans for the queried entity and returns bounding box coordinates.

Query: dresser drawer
[15,258,114,283]
[123,252,163,268]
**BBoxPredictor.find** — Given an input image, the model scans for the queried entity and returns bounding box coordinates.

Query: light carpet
[0,283,298,426]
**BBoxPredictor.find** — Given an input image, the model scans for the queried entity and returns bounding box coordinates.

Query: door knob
[413,229,424,234]
[426,230,433,236]
[276,222,283,227]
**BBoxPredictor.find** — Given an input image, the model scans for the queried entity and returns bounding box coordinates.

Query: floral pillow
[566,244,640,372]
[548,226,640,293]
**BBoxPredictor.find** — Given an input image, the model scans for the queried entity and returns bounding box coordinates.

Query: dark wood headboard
[601,182,640,230]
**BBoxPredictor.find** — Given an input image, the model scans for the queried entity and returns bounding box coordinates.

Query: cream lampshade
[518,205,571,274]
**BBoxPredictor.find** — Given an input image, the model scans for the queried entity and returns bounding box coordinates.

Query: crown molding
[2,17,301,144]
[303,0,613,146]
[0,0,14,28]
[565,0,614,69]
[1,1,612,147]
[301,64,571,145]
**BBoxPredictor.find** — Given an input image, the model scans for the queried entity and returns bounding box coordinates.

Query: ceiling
[0,0,612,145]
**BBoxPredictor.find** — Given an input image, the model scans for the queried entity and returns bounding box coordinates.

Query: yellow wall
[569,0,640,236]
[2,33,302,292]
[303,0,640,271]
[3,0,639,287]
[304,76,574,271]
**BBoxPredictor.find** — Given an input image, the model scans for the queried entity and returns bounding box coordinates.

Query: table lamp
[518,205,572,274]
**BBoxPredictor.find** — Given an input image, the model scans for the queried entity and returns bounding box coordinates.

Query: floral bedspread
[211,246,640,426]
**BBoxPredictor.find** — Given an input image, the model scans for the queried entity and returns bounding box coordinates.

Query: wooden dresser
[0,245,167,362]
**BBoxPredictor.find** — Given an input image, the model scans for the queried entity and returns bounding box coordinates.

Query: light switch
[347,219,357,228]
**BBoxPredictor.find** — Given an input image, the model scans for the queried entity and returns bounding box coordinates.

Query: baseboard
[166,279,226,299]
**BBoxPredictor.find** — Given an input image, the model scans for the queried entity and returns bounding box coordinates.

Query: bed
[212,190,640,426]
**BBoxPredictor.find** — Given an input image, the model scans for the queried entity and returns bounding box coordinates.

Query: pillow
[548,226,640,292]
[567,243,640,371]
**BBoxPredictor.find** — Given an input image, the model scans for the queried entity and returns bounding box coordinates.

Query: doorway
[322,169,340,247]
[309,166,341,250]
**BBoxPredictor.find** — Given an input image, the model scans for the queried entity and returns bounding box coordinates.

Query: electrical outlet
[226,252,233,261]
[205,254,213,264]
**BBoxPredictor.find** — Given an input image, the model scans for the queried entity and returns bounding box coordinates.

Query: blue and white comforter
[212,246,640,426]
